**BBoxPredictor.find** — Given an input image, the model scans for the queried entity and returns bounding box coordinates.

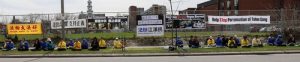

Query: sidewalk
[1,50,300,58]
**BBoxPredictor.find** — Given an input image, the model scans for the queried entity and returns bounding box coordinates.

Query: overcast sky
[0,0,209,15]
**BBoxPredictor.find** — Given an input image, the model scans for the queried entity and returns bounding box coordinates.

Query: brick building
[187,0,300,31]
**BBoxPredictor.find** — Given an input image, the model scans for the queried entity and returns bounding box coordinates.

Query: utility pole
[61,0,66,39]
[169,0,177,46]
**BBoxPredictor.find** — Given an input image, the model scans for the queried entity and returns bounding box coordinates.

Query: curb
[1,51,300,58]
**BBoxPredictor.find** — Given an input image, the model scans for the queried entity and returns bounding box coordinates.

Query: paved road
[1,54,300,62]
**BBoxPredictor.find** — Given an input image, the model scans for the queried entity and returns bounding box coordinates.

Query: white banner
[138,20,163,25]
[208,16,270,24]
[51,19,87,29]
[136,25,164,37]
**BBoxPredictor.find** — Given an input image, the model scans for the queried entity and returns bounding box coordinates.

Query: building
[143,4,167,15]
[193,0,300,31]
[179,8,197,15]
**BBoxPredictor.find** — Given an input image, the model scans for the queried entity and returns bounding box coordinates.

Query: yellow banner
[7,24,42,35]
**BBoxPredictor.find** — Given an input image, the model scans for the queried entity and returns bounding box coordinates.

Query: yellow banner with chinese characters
[7,24,42,35]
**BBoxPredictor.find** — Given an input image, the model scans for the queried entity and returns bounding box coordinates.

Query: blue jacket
[234,38,240,46]
[41,41,48,49]
[67,40,74,47]
[215,37,223,47]
[19,41,29,49]
[176,38,183,45]
[267,37,275,45]
[275,35,283,46]
[47,41,55,49]
[6,42,15,50]
[81,39,89,49]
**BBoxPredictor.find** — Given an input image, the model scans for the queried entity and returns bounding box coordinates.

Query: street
[1,54,300,62]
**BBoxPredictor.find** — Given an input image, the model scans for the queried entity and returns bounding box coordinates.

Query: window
[234,0,239,15]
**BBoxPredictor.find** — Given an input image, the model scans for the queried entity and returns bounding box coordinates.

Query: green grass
[0,32,269,41]
[1,46,300,55]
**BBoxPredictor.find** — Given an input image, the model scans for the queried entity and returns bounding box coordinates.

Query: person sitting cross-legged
[46,38,55,51]
[113,38,123,49]
[90,37,99,51]
[72,39,82,51]
[98,37,107,49]
[252,35,263,47]
[227,37,237,48]
[31,39,42,51]
[207,36,216,47]
[57,39,67,51]
[275,35,285,46]
[241,36,251,48]
[3,39,15,51]
[18,38,29,51]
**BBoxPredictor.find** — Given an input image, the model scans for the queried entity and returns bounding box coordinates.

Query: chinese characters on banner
[6,24,42,35]
[136,15,165,37]
[51,19,87,29]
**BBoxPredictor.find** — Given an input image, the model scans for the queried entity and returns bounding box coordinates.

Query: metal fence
[0,10,299,42]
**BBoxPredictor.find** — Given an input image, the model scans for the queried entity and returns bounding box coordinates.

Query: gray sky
[0,0,209,15]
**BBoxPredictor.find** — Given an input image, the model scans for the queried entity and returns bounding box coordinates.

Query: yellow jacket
[241,39,249,46]
[113,40,123,48]
[58,40,67,49]
[252,38,262,46]
[207,39,215,45]
[98,39,107,47]
[74,41,82,49]
[227,40,236,46]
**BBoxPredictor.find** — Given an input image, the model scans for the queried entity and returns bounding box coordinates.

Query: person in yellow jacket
[207,36,215,47]
[98,37,107,49]
[72,39,82,51]
[241,36,250,48]
[113,38,123,49]
[57,39,67,51]
[227,37,237,48]
[252,35,263,47]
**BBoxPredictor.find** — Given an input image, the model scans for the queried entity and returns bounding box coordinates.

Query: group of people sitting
[175,34,296,48]
[1,37,125,51]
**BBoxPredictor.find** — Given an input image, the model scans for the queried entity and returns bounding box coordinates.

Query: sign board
[166,14,206,29]
[51,19,87,29]
[208,16,270,24]
[7,24,42,35]
[136,25,164,36]
[136,15,164,37]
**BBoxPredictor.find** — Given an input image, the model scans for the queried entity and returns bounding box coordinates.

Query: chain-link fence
[0,10,299,46]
